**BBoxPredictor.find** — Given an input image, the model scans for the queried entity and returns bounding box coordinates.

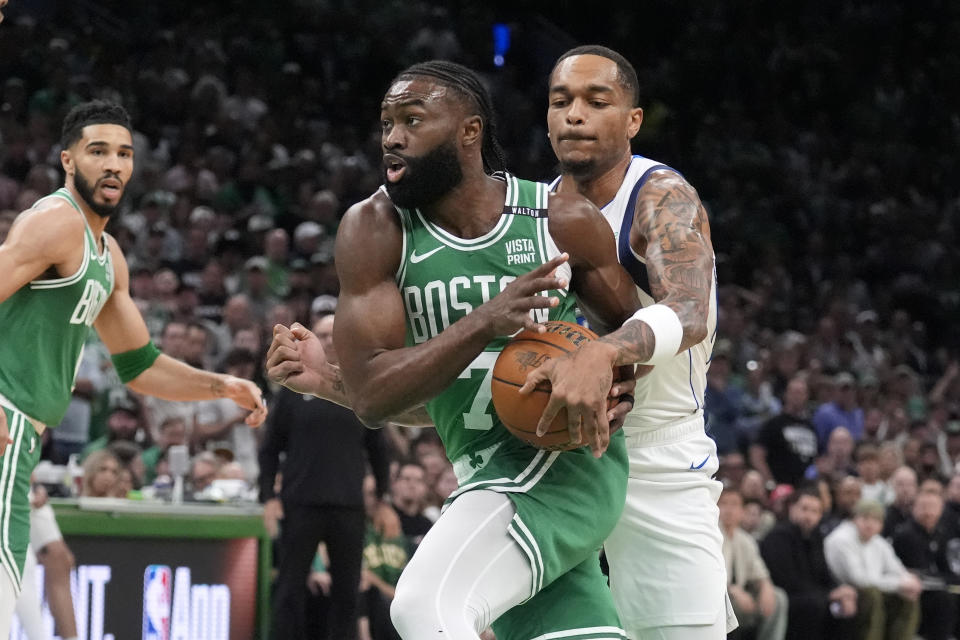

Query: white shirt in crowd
[824,520,909,592]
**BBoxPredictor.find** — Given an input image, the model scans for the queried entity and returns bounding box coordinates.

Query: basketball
[492,320,615,450]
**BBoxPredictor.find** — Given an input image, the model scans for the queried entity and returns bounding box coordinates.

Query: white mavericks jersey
[551,155,718,434]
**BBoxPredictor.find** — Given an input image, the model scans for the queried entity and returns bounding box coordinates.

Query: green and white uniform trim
[390,173,628,639]
[0,408,41,593]
[0,188,112,592]
[529,628,630,640]
[0,188,115,427]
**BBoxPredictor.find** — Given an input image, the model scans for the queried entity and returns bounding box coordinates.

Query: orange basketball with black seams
[492,320,614,451]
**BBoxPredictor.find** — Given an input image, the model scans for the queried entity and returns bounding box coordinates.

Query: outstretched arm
[95,236,267,426]
[266,322,435,427]
[597,171,715,365]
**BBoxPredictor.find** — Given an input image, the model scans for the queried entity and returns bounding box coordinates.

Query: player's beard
[556,156,598,180]
[74,169,125,219]
[384,141,463,209]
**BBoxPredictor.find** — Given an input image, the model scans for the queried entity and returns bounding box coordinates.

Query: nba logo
[143,565,172,640]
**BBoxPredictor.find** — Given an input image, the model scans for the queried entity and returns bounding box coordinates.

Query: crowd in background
[1,1,959,638]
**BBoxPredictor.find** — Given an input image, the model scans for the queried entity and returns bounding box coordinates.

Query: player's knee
[391,580,430,637]
[391,574,444,638]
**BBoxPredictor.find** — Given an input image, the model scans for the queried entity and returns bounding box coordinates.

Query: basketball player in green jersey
[0,101,267,636]
[267,61,642,640]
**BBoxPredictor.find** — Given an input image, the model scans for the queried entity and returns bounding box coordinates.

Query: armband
[111,341,162,383]
[625,304,683,365]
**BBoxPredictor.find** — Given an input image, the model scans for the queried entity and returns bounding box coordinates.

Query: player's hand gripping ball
[492,321,618,450]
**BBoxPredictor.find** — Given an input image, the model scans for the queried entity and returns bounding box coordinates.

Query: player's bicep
[334,278,409,367]
[332,195,406,392]
[0,208,80,303]
[548,194,639,332]
[635,173,714,311]
[93,240,150,353]
[0,243,49,302]
[94,288,152,354]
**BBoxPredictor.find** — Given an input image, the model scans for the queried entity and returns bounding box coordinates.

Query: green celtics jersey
[0,188,115,426]
[394,173,578,476]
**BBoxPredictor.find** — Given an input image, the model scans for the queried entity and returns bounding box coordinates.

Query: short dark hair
[392,61,506,174]
[552,45,641,107]
[788,482,823,507]
[61,100,132,149]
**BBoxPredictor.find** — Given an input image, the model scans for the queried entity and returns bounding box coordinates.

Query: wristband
[111,341,162,383]
[625,304,683,365]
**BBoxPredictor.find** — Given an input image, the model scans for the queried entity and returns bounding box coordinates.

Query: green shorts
[493,555,628,640]
[0,405,42,594]
[446,432,629,638]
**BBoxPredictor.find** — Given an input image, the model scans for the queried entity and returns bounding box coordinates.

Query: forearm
[346,314,492,423]
[126,354,229,402]
[597,299,707,367]
[389,406,435,427]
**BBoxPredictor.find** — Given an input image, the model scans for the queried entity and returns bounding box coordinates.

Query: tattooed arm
[520,172,713,451]
[597,170,714,365]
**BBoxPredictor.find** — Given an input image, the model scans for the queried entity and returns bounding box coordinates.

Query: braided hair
[392,61,506,174]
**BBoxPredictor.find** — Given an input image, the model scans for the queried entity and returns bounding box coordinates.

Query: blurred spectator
[857,444,893,505]
[189,451,221,495]
[81,450,121,498]
[704,339,744,454]
[884,466,919,538]
[824,500,921,640]
[811,426,857,483]
[739,470,768,505]
[390,461,433,552]
[193,348,260,481]
[751,375,818,487]
[142,417,188,485]
[877,442,903,492]
[259,313,392,640]
[760,485,859,640]
[718,487,788,640]
[108,440,146,495]
[359,473,406,640]
[892,491,960,640]
[81,396,144,460]
[263,228,291,297]
[768,484,795,522]
[821,475,863,536]
[737,357,782,437]
[241,256,279,321]
[945,473,960,526]
[937,417,960,478]
[717,451,748,488]
[742,497,776,541]
[50,336,108,463]
[917,441,945,483]
[814,372,865,447]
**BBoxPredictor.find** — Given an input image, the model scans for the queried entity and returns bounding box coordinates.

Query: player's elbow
[351,395,389,426]
[683,319,709,347]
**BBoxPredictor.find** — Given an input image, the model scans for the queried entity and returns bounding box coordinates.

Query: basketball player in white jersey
[520,46,736,639]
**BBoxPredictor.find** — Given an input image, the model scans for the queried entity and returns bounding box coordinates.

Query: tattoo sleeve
[599,172,714,364]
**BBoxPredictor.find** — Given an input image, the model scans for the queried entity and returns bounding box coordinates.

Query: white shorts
[29,504,62,551]
[604,414,736,635]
